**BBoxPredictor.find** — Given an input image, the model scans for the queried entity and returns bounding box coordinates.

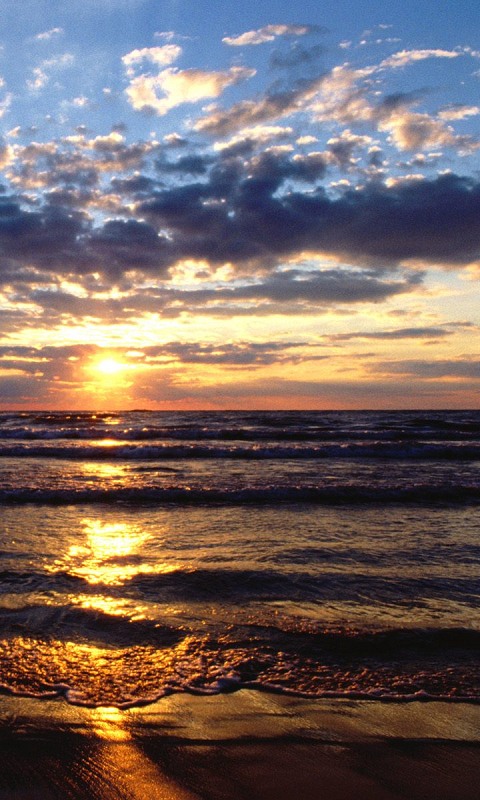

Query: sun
[94,357,125,376]
[84,353,137,405]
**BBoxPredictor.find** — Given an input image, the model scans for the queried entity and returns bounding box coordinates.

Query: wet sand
[1,691,479,799]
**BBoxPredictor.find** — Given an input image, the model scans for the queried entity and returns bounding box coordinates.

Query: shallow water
[0,410,479,707]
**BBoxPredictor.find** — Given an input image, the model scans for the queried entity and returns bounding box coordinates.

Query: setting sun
[94,357,126,376]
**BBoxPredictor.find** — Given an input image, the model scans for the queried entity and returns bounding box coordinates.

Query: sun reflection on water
[49,517,176,587]
[74,594,149,620]
[90,438,123,448]
[83,462,126,477]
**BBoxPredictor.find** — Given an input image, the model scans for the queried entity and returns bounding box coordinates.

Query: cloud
[0,143,14,168]
[270,43,326,69]
[154,31,177,42]
[194,75,325,136]
[121,45,182,76]
[155,152,213,175]
[34,27,64,42]
[214,125,294,153]
[125,65,255,115]
[27,53,75,92]
[0,198,172,283]
[379,48,462,70]
[329,323,474,341]
[138,171,480,270]
[0,375,49,402]
[10,135,160,191]
[2,162,479,298]
[0,92,12,118]
[378,109,479,152]
[2,97,480,301]
[222,24,319,47]
[372,359,480,378]
[326,130,374,167]
[196,53,476,158]
[149,268,421,318]
[142,340,317,367]
[438,105,480,121]
[131,371,479,408]
[308,65,375,126]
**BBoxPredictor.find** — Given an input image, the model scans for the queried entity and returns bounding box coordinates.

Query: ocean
[0,409,479,709]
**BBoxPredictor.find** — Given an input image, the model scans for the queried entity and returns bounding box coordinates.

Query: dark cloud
[249,150,328,183]
[269,43,326,70]
[132,373,479,408]
[194,75,325,137]
[143,341,319,366]
[10,265,418,326]
[1,153,479,296]
[211,268,420,303]
[0,198,88,275]
[0,200,172,282]
[111,174,157,195]
[155,153,213,176]
[0,375,48,401]
[372,359,480,378]
[376,90,428,115]
[329,324,473,341]
[139,171,480,270]
[87,218,171,275]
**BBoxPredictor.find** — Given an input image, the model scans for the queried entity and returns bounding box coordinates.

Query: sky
[0,0,479,410]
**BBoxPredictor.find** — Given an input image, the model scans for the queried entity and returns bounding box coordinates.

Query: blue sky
[0,0,479,409]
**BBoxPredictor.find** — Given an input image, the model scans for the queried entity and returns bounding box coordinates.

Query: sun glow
[94,356,126,376]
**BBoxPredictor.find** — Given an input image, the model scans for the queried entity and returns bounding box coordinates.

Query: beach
[1,692,480,799]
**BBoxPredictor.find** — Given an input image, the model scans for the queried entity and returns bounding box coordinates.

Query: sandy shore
[0,691,479,799]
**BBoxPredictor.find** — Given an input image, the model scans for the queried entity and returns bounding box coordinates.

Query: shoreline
[1,691,479,799]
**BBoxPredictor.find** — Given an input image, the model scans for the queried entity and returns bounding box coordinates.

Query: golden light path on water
[11,513,207,706]
[3,500,478,707]
[60,518,152,586]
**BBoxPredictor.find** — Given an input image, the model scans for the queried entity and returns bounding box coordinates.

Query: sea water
[0,410,479,707]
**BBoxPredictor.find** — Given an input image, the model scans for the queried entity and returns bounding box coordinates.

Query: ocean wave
[1,617,478,708]
[0,482,479,505]
[0,603,184,647]
[2,565,478,607]
[2,426,480,444]
[0,441,480,460]
[1,680,479,709]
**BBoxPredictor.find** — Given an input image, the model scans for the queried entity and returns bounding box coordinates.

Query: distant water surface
[0,410,479,707]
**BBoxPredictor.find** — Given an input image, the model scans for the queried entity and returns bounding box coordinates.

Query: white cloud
[310,65,374,124]
[0,93,13,118]
[26,53,75,92]
[154,31,176,41]
[0,142,14,167]
[379,109,479,153]
[214,125,293,150]
[126,65,255,116]
[223,24,311,47]
[34,27,64,41]
[379,48,461,70]
[297,135,318,145]
[438,105,480,121]
[122,45,182,77]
